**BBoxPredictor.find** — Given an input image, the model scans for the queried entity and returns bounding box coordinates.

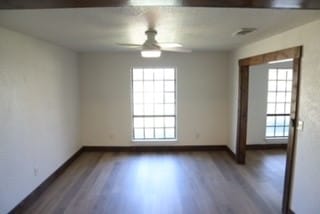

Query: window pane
[134,92,143,103]
[165,81,175,92]
[286,93,292,102]
[154,117,164,128]
[134,104,143,115]
[144,69,153,80]
[165,104,175,115]
[266,127,275,137]
[285,116,291,126]
[269,69,277,80]
[133,69,143,80]
[287,70,293,80]
[268,92,276,102]
[286,81,292,91]
[145,128,154,138]
[284,126,289,136]
[134,118,144,128]
[154,104,164,115]
[155,81,164,92]
[266,116,276,126]
[144,104,154,115]
[165,92,175,103]
[155,128,164,138]
[268,81,277,91]
[133,81,143,92]
[275,126,284,136]
[144,81,154,92]
[154,92,164,103]
[154,69,164,80]
[285,103,291,114]
[276,116,285,126]
[165,128,175,138]
[134,128,144,139]
[144,92,154,103]
[278,69,287,80]
[276,92,286,102]
[164,69,175,80]
[277,81,286,91]
[276,103,285,114]
[165,117,175,127]
[144,118,154,128]
[267,103,276,114]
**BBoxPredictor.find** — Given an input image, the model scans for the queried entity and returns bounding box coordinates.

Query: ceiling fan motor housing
[143,30,160,50]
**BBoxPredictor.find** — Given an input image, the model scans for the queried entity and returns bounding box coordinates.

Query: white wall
[247,64,269,145]
[0,27,80,213]
[80,52,230,146]
[228,19,320,213]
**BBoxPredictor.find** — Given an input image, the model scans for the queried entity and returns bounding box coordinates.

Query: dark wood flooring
[23,150,286,214]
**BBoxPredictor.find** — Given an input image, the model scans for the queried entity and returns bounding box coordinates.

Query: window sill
[265,137,289,143]
[132,139,178,144]
[265,137,288,140]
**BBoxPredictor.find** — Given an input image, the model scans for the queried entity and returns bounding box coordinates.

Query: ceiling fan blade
[116,43,142,48]
[158,43,183,48]
[162,47,192,53]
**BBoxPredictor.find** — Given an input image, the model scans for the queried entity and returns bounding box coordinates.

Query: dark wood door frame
[236,46,302,214]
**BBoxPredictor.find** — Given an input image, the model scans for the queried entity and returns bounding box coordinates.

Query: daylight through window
[265,68,293,138]
[132,68,176,140]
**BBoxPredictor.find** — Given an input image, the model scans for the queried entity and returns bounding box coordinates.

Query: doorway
[235,46,302,214]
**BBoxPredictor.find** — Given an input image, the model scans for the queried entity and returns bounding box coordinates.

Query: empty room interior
[0,1,320,214]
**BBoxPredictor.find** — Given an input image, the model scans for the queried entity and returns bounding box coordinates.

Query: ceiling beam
[1,0,320,9]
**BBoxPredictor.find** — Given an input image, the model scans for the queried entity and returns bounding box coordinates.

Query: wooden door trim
[236,46,302,214]
[282,57,301,214]
[239,47,302,66]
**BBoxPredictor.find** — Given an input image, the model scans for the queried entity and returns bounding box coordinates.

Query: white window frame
[130,67,178,143]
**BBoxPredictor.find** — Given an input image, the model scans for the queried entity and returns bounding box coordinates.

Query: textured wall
[80,52,230,146]
[0,27,80,213]
[228,19,320,213]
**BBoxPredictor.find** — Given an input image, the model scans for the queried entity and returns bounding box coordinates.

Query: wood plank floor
[23,150,286,214]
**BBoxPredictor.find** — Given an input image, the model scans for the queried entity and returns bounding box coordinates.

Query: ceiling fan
[117,29,191,58]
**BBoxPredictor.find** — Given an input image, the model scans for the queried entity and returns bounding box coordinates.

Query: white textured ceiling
[0,7,319,52]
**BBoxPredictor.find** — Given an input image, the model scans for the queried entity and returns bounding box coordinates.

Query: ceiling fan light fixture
[141,49,161,58]
[118,28,191,56]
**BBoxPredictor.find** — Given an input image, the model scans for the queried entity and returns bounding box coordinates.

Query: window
[132,68,176,141]
[265,68,293,138]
